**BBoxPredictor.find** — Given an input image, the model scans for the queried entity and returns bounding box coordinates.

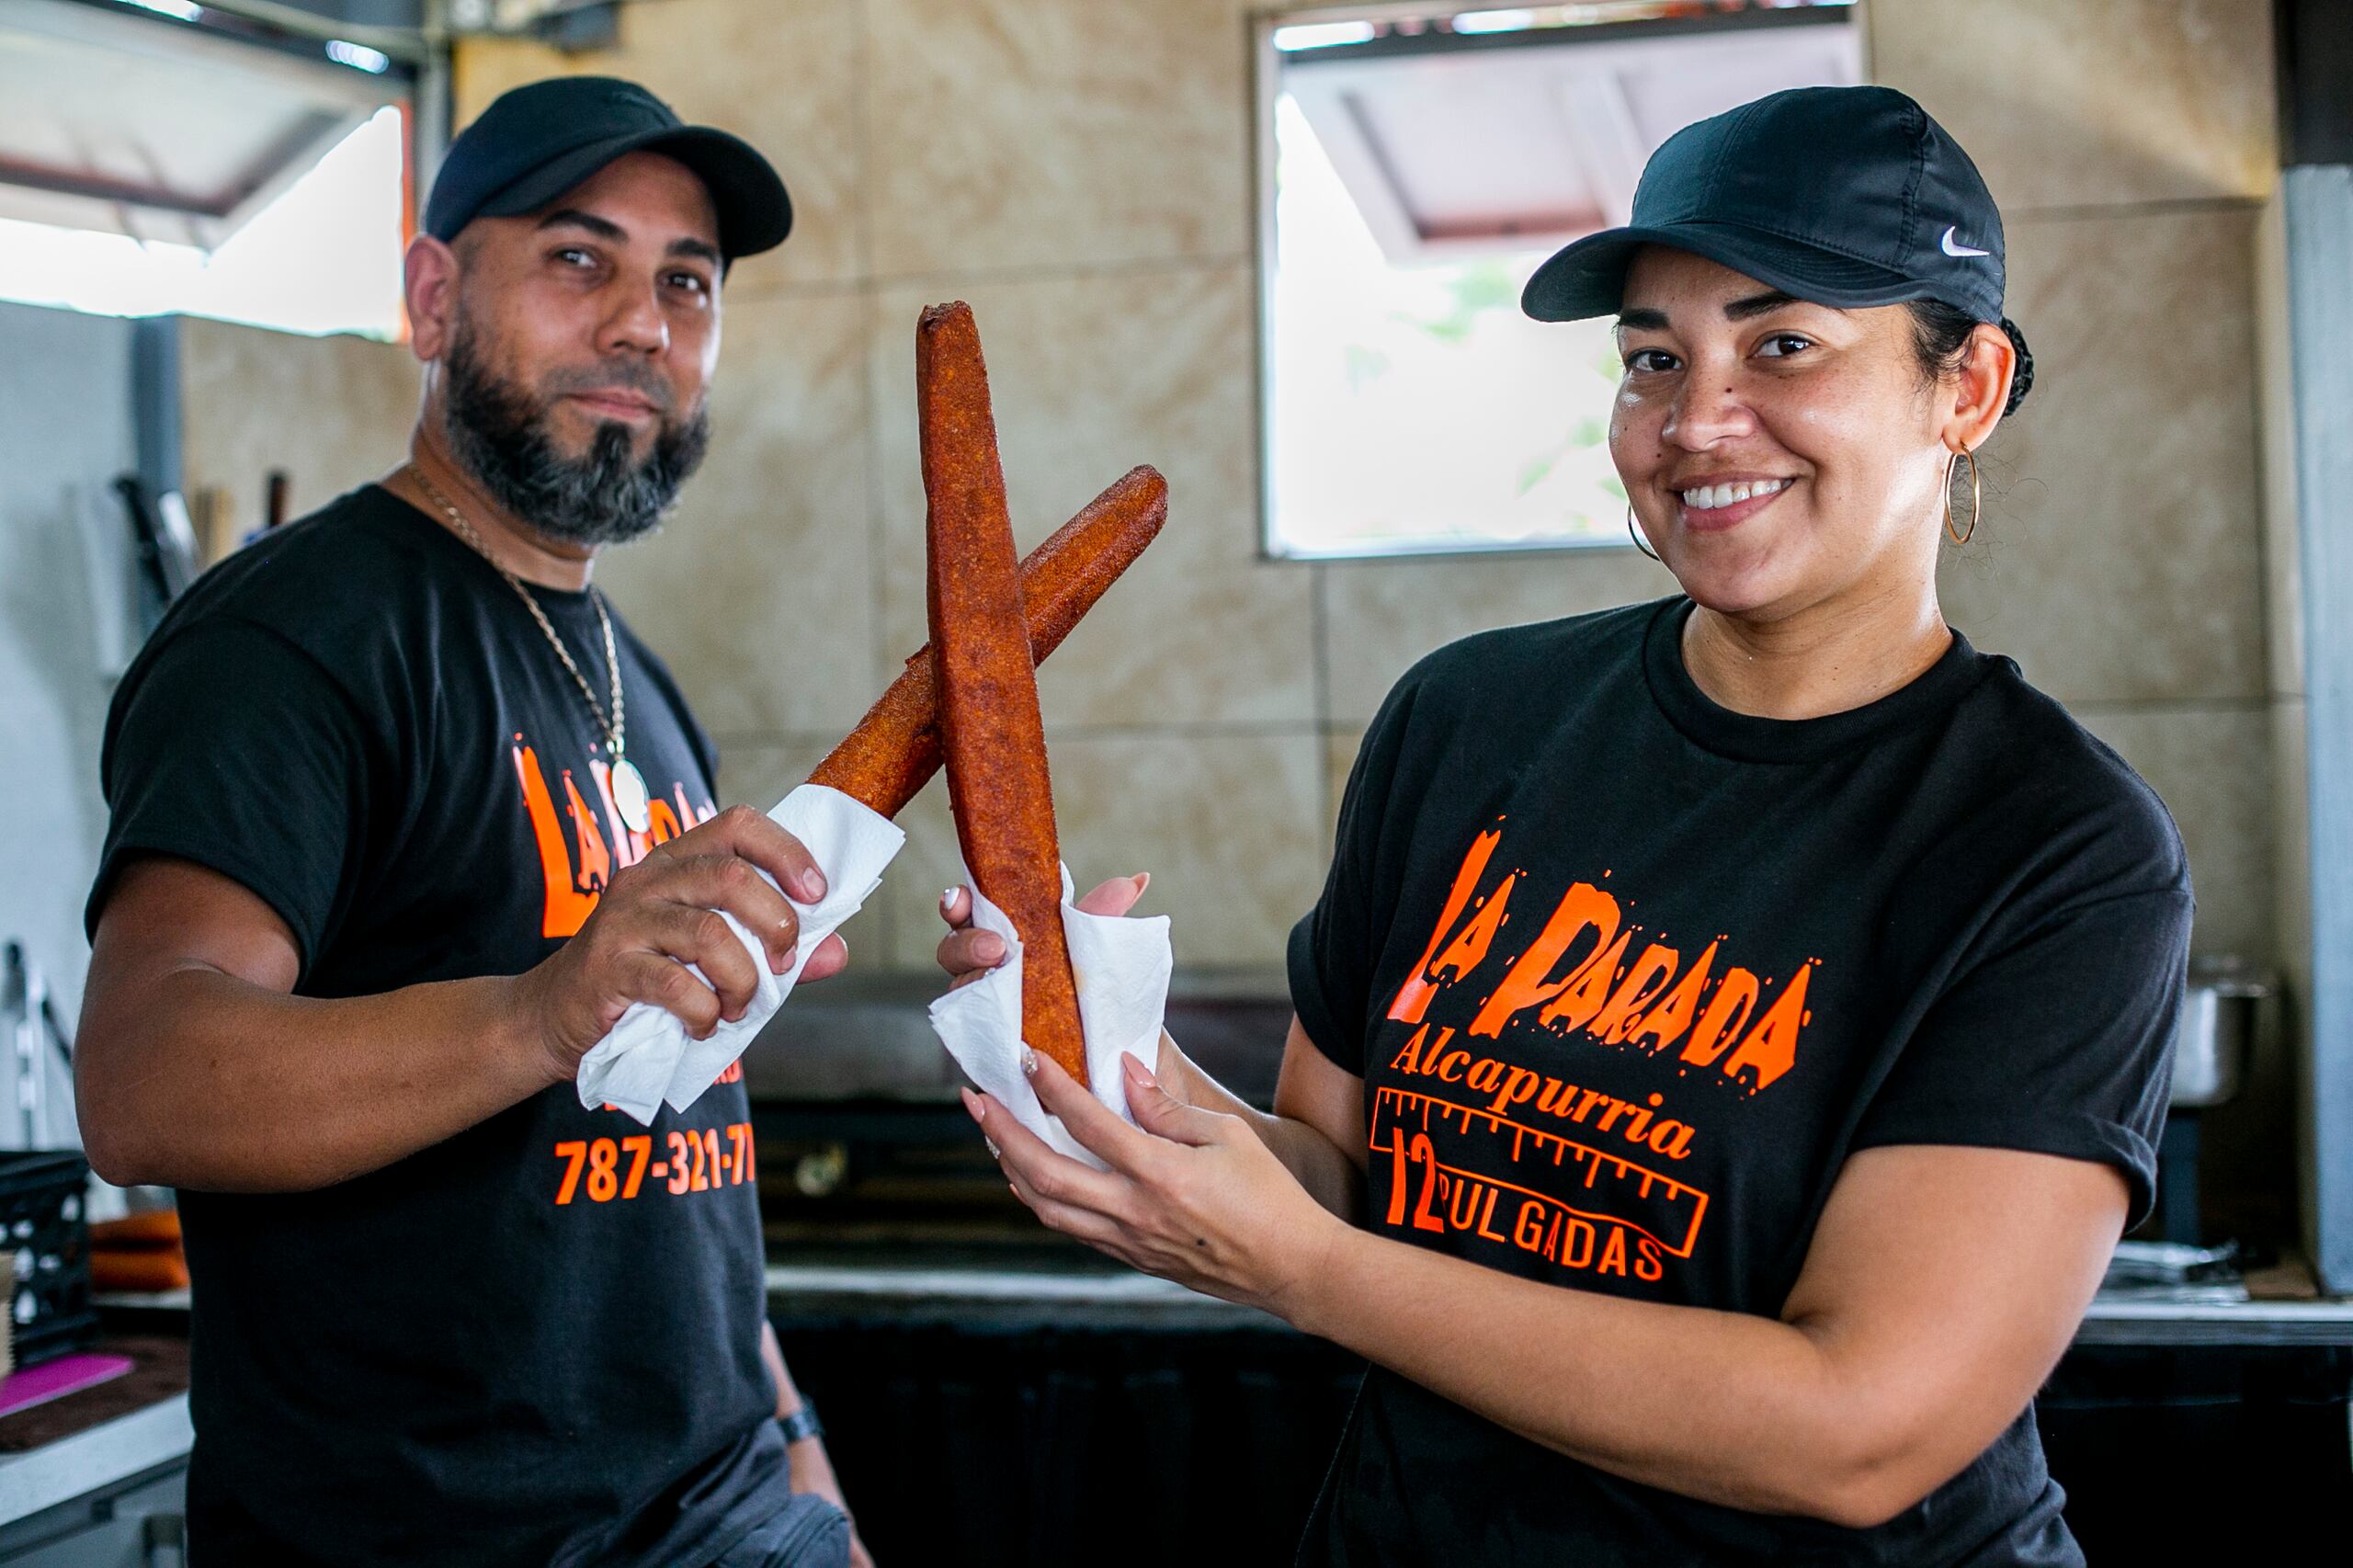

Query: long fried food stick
[807,464,1165,818]
[918,301,1089,1085]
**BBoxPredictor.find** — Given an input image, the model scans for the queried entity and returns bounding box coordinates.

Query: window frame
[1248,1,1866,562]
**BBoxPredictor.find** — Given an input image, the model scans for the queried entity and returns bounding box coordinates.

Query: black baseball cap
[424,76,791,263]
[1522,85,2002,325]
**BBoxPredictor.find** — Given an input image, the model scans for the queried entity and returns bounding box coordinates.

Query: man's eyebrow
[665,235,722,267]
[1724,289,1806,321]
[535,208,627,243]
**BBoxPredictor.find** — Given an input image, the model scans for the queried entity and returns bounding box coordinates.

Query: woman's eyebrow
[1619,290,1813,333]
[1723,289,1804,321]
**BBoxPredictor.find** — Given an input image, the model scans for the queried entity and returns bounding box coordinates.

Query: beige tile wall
[170,0,2274,975]
[1882,0,2282,968]
[451,0,867,290]
[598,292,879,737]
[1870,0,2276,212]
[179,318,420,539]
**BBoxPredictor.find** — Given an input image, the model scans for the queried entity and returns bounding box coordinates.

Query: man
[76,78,871,1567]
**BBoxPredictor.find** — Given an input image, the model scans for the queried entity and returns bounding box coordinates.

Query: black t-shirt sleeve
[1289,676,1425,1076]
[1852,879,2191,1228]
[88,617,380,977]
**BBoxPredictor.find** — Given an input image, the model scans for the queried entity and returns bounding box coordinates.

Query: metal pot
[2167,957,2269,1108]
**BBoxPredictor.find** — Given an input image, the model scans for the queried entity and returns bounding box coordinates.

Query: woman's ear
[1943,321,2015,452]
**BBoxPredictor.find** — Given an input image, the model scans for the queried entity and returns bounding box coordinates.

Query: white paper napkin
[928,866,1175,1168]
[574,784,906,1122]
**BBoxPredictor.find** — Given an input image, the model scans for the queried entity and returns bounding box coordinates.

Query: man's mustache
[540,361,679,417]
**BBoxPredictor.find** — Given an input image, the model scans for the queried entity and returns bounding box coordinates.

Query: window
[0,0,414,337]
[1257,3,1861,559]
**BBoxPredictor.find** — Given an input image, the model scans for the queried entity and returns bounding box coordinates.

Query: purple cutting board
[0,1354,134,1418]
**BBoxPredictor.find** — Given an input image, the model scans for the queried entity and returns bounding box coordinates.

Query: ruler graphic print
[1370,1085,1711,1259]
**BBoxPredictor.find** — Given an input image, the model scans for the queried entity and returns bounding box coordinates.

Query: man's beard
[440,320,711,547]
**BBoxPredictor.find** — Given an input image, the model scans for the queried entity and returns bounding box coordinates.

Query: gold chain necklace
[405,462,655,834]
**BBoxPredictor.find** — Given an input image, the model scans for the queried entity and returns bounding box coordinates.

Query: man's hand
[935,867,1370,1228]
[780,1433,873,1567]
[761,1323,872,1565]
[934,872,1147,990]
[514,805,848,1083]
[937,871,1195,1096]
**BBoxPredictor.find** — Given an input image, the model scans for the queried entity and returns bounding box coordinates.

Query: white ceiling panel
[1286,18,1863,264]
[0,0,404,247]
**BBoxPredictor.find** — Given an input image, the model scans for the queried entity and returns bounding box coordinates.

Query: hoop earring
[1627,505,1661,562]
[1944,447,1981,546]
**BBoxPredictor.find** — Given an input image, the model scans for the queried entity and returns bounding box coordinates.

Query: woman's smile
[1670,474,1796,532]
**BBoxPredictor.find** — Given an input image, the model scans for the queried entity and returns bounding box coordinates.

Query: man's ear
[404,234,460,363]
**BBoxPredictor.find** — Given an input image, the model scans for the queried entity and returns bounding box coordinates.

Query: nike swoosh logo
[1941,226,1990,257]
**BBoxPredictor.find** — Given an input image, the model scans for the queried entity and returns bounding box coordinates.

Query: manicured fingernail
[1133,871,1151,894]
[1020,1045,1037,1075]
[975,934,1005,963]
[959,1086,981,1116]
[1123,1051,1158,1089]
[941,888,959,913]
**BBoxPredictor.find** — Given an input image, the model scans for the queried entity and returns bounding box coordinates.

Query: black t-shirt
[89,485,787,1567]
[1288,598,2189,1567]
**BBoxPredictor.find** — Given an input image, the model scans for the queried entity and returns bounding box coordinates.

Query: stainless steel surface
[2071,1297,2353,1347]
[2101,1241,2245,1302]
[763,1258,2353,1344]
[2169,958,2271,1108]
[765,1262,1283,1332]
[0,1466,184,1565]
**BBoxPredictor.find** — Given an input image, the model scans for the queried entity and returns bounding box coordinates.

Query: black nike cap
[424,76,791,264]
[1523,85,2002,325]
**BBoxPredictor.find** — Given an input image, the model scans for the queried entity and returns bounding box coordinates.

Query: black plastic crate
[0,1152,96,1369]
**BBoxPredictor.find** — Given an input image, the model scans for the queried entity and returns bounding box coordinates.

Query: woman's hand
[961,1047,1348,1321]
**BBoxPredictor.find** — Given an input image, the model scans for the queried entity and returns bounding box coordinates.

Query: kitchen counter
[2074,1295,2353,1345]
[0,1392,188,1528]
[96,1259,2353,1343]
[766,1257,2353,1342]
[0,1335,190,1541]
[764,1259,2353,1568]
[52,1275,2348,1568]
[767,1260,1286,1331]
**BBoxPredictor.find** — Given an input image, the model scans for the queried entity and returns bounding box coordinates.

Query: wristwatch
[777,1399,824,1446]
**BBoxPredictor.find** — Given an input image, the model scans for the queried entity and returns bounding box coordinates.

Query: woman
[944,85,2188,1564]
